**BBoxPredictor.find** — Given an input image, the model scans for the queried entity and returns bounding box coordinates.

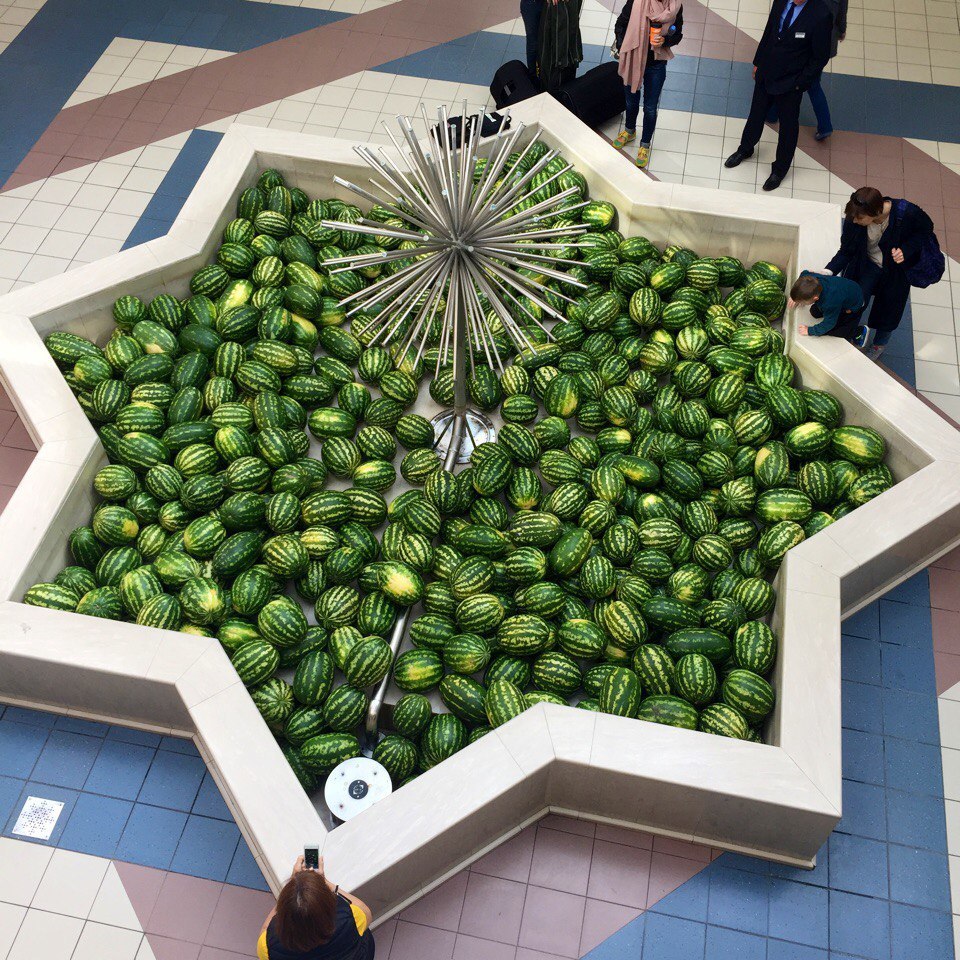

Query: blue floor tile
[115,804,188,870]
[53,715,109,738]
[879,600,933,648]
[704,925,766,960]
[642,913,705,960]
[158,735,200,756]
[584,915,645,960]
[58,792,132,858]
[836,780,887,841]
[841,681,883,734]
[841,729,884,786]
[715,852,768,875]
[84,739,155,801]
[841,636,882,686]
[882,688,940,744]
[827,834,888,899]
[106,725,162,748]
[767,943,828,960]
[706,867,769,935]
[883,571,930,607]
[3,707,57,727]
[170,815,241,882]
[880,642,935,694]
[889,902,954,960]
[887,845,951,911]
[137,749,205,811]
[767,880,829,949]
[647,869,710,922]
[30,730,102,790]
[769,844,829,888]
[828,891,890,960]
[226,840,270,892]
[3,782,79,846]
[191,771,233,821]
[0,720,48,779]
[885,791,947,851]
[0,775,25,827]
[843,604,881,641]
[884,738,943,797]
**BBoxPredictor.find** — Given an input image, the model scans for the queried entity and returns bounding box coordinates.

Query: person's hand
[316,856,325,876]
[292,856,307,876]
[798,325,809,335]
[652,34,665,47]
[753,65,757,78]
[839,32,846,41]
[892,247,905,264]
[787,297,798,310]
[611,44,619,59]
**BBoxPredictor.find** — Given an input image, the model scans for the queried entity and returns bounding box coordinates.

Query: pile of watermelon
[28,151,893,794]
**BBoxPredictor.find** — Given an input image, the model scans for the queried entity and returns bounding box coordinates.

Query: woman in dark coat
[825,186,935,360]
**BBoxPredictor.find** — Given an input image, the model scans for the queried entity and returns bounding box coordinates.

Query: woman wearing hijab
[611,0,683,169]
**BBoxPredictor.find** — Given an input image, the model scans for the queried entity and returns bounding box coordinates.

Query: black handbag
[431,112,511,150]
[553,61,625,127]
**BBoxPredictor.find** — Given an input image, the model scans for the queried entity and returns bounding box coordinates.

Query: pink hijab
[618,0,682,93]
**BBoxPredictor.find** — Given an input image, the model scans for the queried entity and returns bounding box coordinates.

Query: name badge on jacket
[795,31,806,37]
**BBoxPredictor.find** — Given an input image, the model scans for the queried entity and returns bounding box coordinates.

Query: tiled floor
[2,0,960,957]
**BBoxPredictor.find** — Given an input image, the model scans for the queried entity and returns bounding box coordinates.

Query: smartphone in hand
[304,845,320,870]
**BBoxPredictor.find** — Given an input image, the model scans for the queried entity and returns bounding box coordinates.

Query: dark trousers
[520,0,542,74]
[811,304,860,339]
[623,60,668,143]
[766,75,833,136]
[740,82,803,177]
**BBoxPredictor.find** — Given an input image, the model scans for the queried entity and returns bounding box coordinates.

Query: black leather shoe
[762,173,783,191]
[724,148,754,168]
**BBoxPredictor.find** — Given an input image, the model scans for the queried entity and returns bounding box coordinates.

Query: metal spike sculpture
[322,104,591,757]
[321,102,589,470]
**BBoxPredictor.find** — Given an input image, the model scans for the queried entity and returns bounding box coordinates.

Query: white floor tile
[17,254,71,284]
[87,864,142,931]
[942,699,960,751]
[911,304,956,336]
[71,183,117,211]
[71,922,143,960]
[90,212,138,241]
[914,330,959,365]
[0,902,26,960]
[3,223,48,254]
[915,359,960,395]
[951,855,960,914]
[6,910,82,960]
[921,391,960,424]
[134,935,157,960]
[943,747,960,801]
[17,200,66,228]
[36,230,85,260]
[945,799,960,856]
[30,849,109,918]
[0,839,54,906]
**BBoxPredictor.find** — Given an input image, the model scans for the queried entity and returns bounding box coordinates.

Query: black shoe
[724,147,754,168]
[814,130,832,142]
[762,172,783,191]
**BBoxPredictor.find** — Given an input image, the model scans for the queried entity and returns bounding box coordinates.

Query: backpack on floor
[553,61,625,128]
[490,60,539,110]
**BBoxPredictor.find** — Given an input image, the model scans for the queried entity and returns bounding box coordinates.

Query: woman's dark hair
[275,871,337,952]
[844,187,884,220]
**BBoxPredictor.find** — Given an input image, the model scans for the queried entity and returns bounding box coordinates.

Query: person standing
[611,0,684,169]
[724,0,833,191]
[538,0,583,91]
[767,0,846,140]
[825,186,939,361]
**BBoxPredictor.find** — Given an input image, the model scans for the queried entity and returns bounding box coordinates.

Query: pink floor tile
[0,445,35,485]
[0,485,14,515]
[585,840,651,909]
[457,873,526,945]
[935,651,960,697]
[592,824,653,849]
[932,608,960,655]
[650,836,712,862]
[934,545,960,572]
[196,948,252,960]
[930,568,960,613]
[471,826,536,883]
[645,853,708,908]
[373,918,397,956]
[516,950,571,960]
[538,815,595,838]
[115,861,168,929]
[147,873,223,944]
[0,410,15,441]
[578,898,641,956]
[388,921,456,960]
[399,871,468,931]
[453,932,517,960]
[517,886,586,959]
[528,826,594,896]
[0,385,12,412]
[204,885,274,955]
[2,417,35,451]
[146,936,202,960]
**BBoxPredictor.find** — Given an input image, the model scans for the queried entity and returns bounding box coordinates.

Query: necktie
[780,2,797,34]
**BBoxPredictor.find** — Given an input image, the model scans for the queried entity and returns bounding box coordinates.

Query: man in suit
[724,0,833,191]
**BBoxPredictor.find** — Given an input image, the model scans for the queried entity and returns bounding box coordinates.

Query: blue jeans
[520,0,542,74]
[623,60,668,144]
[766,76,833,135]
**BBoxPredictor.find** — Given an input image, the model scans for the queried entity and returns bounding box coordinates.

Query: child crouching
[789,271,864,340]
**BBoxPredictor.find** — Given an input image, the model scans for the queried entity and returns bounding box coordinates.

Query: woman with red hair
[258,857,374,960]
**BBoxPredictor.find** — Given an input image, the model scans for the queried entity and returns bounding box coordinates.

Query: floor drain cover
[324,757,392,821]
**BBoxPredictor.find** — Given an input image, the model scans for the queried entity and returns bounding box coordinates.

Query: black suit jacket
[753,0,833,94]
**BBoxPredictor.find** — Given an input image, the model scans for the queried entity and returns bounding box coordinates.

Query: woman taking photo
[825,186,937,361]
[611,0,683,169]
[258,856,375,960]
